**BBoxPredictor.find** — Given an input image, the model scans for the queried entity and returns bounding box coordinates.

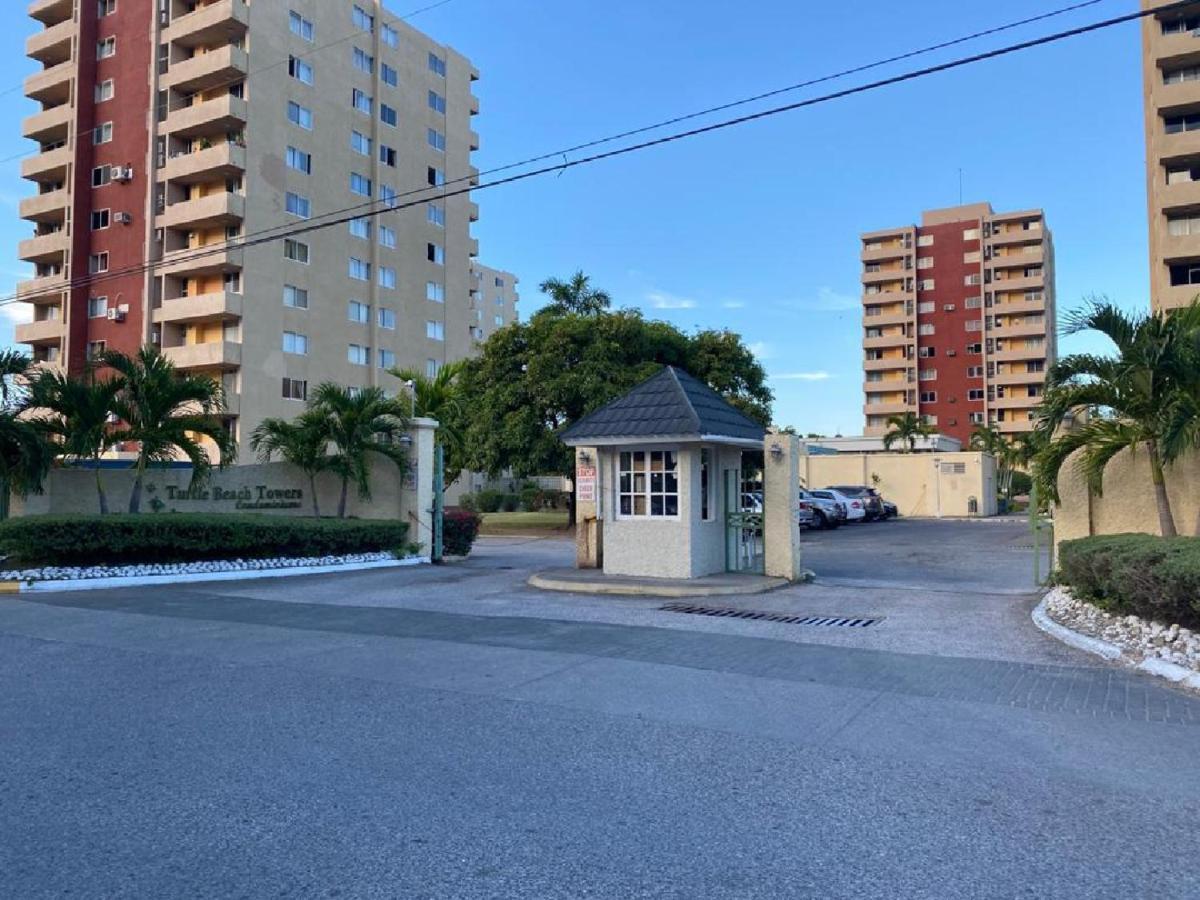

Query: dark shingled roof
[560,366,766,444]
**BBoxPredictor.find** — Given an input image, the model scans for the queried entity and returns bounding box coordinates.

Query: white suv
[810,488,867,522]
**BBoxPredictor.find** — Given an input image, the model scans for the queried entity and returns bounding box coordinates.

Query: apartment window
[351,130,372,156]
[377,349,396,369]
[284,238,310,263]
[426,359,440,378]
[1167,164,1200,185]
[287,101,313,129]
[965,274,982,285]
[1026,360,1046,373]
[918,279,934,290]
[348,257,371,281]
[379,145,397,167]
[967,343,983,354]
[87,341,107,361]
[1170,263,1200,286]
[286,146,312,174]
[426,320,445,341]
[942,304,956,312]
[494,315,505,327]
[429,52,447,77]
[918,323,935,336]
[917,257,933,269]
[289,11,314,42]
[283,285,308,309]
[428,90,446,114]
[381,23,399,47]
[427,167,445,186]
[283,331,309,355]
[916,234,934,247]
[969,412,985,425]
[381,64,398,87]
[380,185,397,208]
[288,56,314,85]
[495,295,505,306]
[378,308,396,329]
[965,320,983,332]
[426,281,445,303]
[1165,65,1200,84]
[348,300,370,323]
[348,344,371,366]
[349,218,371,240]
[427,243,444,265]
[378,266,396,289]
[88,252,109,274]
[918,301,934,314]
[618,450,679,518]
[285,192,311,218]
[93,122,113,145]
[1165,113,1200,134]
[353,47,374,74]
[98,0,116,15]
[380,104,397,127]
[968,389,985,401]
[352,4,374,32]
[967,366,983,378]
[1167,213,1200,236]
[1162,14,1200,34]
[87,296,109,318]
[919,369,937,381]
[352,89,373,115]
[965,296,983,309]
[95,80,114,103]
[91,209,110,230]
[963,228,979,240]
[379,225,396,249]
[350,172,372,196]
[282,378,308,401]
[97,37,116,59]
[919,391,936,404]
[918,346,935,358]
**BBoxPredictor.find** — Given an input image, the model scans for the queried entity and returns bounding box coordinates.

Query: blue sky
[0,0,1150,434]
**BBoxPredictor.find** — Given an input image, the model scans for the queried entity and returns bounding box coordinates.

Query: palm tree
[27,368,122,514]
[882,412,934,452]
[389,360,466,482]
[538,270,611,316]
[250,411,331,518]
[0,350,52,515]
[969,423,1017,499]
[100,346,236,514]
[308,383,409,518]
[1036,298,1200,538]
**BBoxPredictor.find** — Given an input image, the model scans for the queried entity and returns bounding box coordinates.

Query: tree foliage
[881,412,934,453]
[389,360,468,482]
[537,270,612,317]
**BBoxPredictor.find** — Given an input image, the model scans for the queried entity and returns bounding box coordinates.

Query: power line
[0,0,1176,308]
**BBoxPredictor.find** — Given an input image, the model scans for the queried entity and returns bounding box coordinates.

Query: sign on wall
[576,465,597,503]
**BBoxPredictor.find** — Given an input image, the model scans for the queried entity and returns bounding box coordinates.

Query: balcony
[991,368,1044,387]
[863,333,910,350]
[992,393,1042,411]
[1157,77,1200,117]
[159,191,244,231]
[21,142,71,182]
[163,341,242,372]
[29,0,75,26]
[863,399,913,417]
[864,356,911,373]
[1151,26,1200,68]
[154,291,243,325]
[26,17,75,66]
[163,0,250,49]
[25,59,73,106]
[468,201,479,223]
[989,275,1044,293]
[991,319,1047,339]
[988,227,1044,247]
[989,245,1044,270]
[157,245,243,279]
[861,243,910,263]
[992,294,1047,315]
[18,230,69,263]
[996,417,1038,435]
[863,306,911,327]
[161,45,249,93]
[164,94,248,139]
[162,141,246,185]
[863,379,909,394]
[991,344,1048,363]
[15,318,65,346]
[1158,125,1200,163]
[861,268,908,286]
[468,237,479,258]
[19,187,69,223]
[1158,282,1200,311]
[1158,177,1200,213]
[22,103,72,144]
[16,272,68,303]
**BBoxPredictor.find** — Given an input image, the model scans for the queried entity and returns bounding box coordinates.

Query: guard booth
[561,367,801,581]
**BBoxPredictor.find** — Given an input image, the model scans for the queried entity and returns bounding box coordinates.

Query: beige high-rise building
[1142,0,1200,313]
[860,203,1057,445]
[16,0,515,451]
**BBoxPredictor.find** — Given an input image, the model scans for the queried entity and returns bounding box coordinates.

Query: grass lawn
[479,511,571,535]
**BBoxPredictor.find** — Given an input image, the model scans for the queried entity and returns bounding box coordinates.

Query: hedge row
[0,515,411,567]
[1057,534,1200,630]
[443,509,482,557]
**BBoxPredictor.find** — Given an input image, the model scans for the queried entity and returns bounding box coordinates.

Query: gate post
[763,432,803,581]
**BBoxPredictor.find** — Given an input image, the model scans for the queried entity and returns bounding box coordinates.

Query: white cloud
[748,341,773,361]
[0,302,32,326]
[645,290,698,310]
[772,371,834,382]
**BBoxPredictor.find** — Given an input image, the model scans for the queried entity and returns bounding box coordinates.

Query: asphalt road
[2,521,1197,899]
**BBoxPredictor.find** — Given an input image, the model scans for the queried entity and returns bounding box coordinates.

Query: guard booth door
[725,452,764,574]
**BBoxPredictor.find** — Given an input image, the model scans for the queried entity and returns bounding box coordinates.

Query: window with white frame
[282,377,308,401]
[91,209,110,230]
[352,89,373,115]
[283,331,308,355]
[89,252,109,274]
[98,0,117,16]
[97,37,116,59]
[285,192,310,218]
[427,243,444,265]
[377,349,396,369]
[426,320,444,341]
[378,266,396,289]
[93,122,113,145]
[917,234,934,247]
[428,90,446,114]
[429,52,446,76]
[351,130,372,156]
[286,146,312,174]
[426,359,440,378]
[381,23,398,47]
[87,296,108,318]
[348,257,371,281]
[283,285,308,309]
[348,300,370,323]
[381,63,398,86]
[352,5,374,32]
[289,11,314,41]
[287,101,313,129]
[284,238,309,263]
[379,225,396,248]
[349,217,371,240]
[380,103,397,126]
[378,308,396,329]
[348,343,371,365]
[618,450,679,518]
[350,172,372,196]
[95,79,114,103]
[288,56,313,85]
[427,128,446,152]
[353,47,374,74]
[427,203,444,227]
[426,281,444,302]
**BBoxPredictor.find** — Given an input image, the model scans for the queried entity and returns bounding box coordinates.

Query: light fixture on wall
[579,450,593,464]
[768,443,784,462]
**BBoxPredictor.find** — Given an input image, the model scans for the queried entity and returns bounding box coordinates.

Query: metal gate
[725,453,764,574]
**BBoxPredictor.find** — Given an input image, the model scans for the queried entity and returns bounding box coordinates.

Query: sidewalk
[529,567,790,598]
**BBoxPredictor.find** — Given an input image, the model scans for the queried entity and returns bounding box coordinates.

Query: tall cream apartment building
[860,203,1057,445]
[1142,0,1200,313]
[17,0,516,450]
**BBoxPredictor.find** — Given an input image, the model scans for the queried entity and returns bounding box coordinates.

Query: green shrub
[476,489,503,513]
[1057,534,1200,629]
[519,486,541,512]
[500,493,520,512]
[457,493,477,512]
[443,509,482,557]
[0,515,409,568]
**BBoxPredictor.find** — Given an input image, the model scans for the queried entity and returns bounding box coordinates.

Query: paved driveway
[2,519,1198,898]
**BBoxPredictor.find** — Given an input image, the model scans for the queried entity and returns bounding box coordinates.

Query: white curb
[1032,594,1200,692]
[10,556,431,594]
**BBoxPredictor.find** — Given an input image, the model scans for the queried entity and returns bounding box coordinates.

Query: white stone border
[4,556,430,594]
[1033,588,1200,693]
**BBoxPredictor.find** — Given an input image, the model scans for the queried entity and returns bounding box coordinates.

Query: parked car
[810,488,867,522]
[799,489,845,529]
[796,494,817,529]
[829,485,884,521]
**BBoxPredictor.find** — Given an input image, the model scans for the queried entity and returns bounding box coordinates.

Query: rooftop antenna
[958,168,964,205]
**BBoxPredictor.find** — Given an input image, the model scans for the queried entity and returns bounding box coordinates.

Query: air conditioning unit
[114,212,133,225]
[111,165,133,182]
[106,308,126,322]
[154,228,164,243]
[151,332,161,344]
[947,349,957,357]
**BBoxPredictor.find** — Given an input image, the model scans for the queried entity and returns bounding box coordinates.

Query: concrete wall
[1055,446,1200,543]
[800,451,998,518]
[11,418,438,549]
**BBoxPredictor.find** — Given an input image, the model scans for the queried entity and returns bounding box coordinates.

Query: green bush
[0,515,410,568]
[476,489,503,513]
[500,493,520,512]
[457,493,477,512]
[1057,534,1200,629]
[443,509,482,557]
[519,486,541,512]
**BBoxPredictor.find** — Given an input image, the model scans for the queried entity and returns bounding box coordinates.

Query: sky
[0,0,1153,435]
